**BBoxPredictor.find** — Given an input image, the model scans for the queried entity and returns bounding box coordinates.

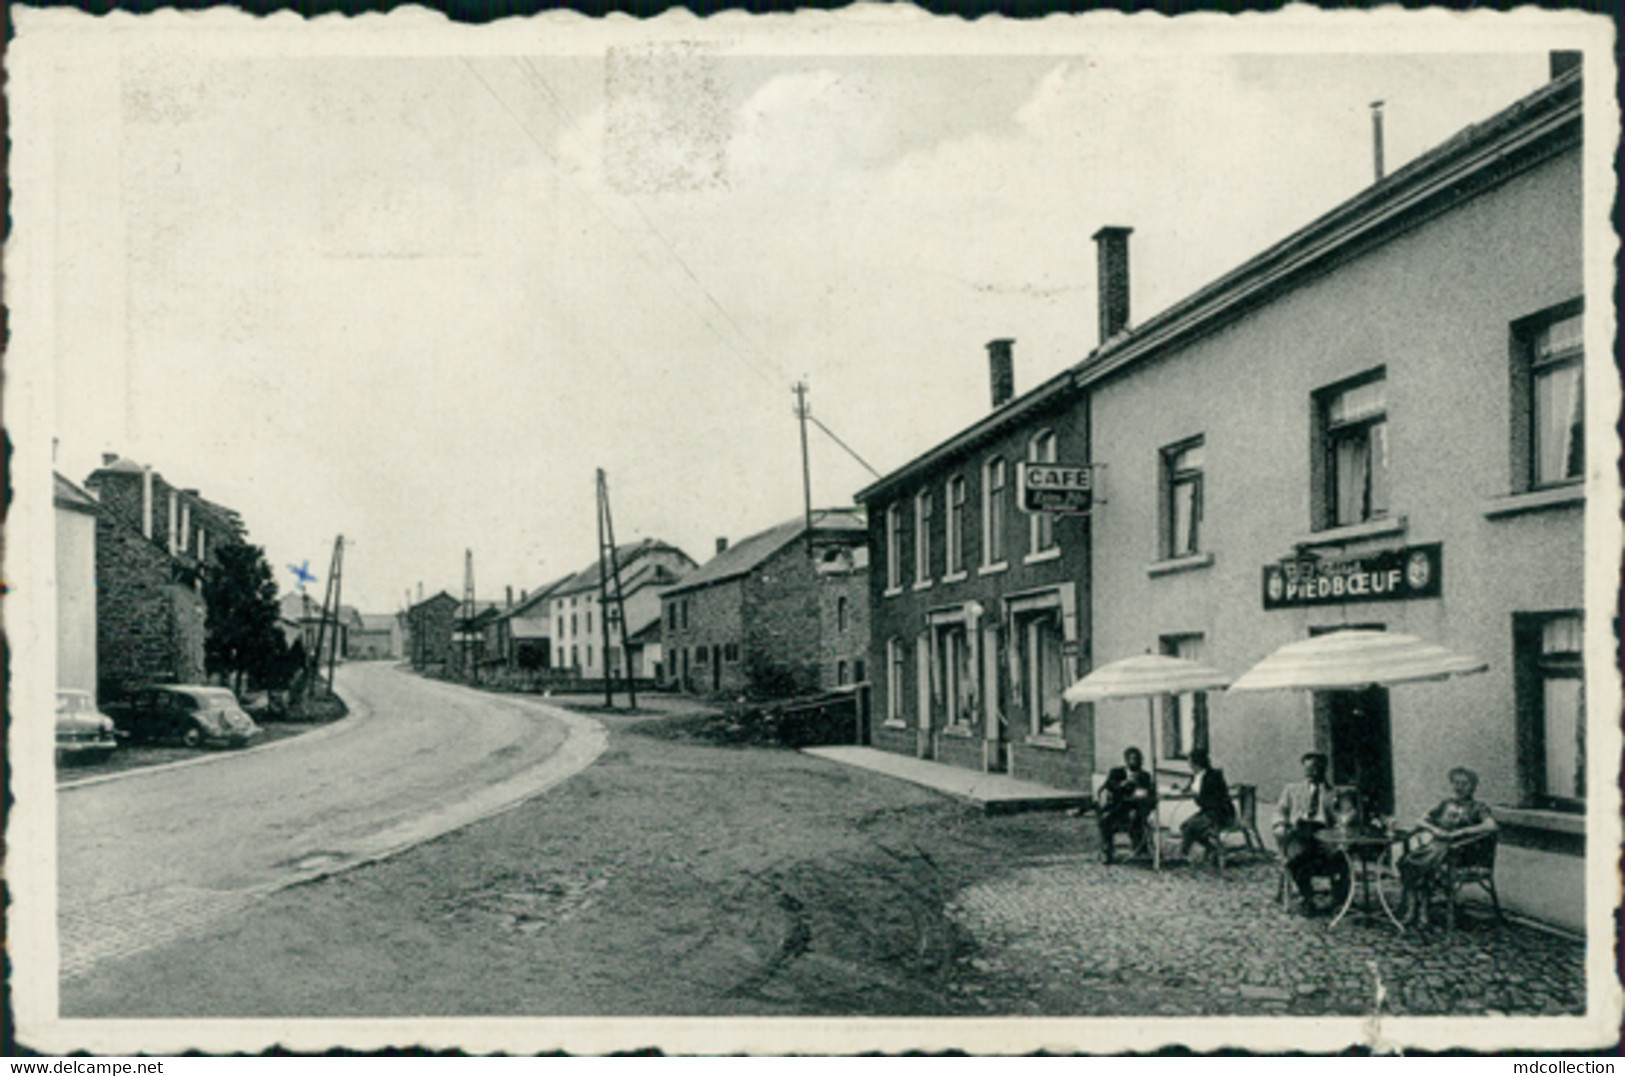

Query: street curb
[55,684,372,794]
[265,681,608,892]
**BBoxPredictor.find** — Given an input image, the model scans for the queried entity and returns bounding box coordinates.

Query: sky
[28,11,1574,614]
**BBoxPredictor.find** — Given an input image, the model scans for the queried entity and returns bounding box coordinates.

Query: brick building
[82,454,246,701]
[407,591,459,671]
[660,509,869,699]
[857,64,1592,930]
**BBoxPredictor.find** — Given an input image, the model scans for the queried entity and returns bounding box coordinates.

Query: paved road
[57,665,606,978]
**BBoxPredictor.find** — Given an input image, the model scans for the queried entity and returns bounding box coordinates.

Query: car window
[57,692,87,715]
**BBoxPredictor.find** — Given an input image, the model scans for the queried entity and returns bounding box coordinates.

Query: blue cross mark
[288,560,318,590]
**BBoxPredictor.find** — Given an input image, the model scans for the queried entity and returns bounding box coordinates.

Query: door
[982,622,1008,772]
[1309,623,1393,817]
[1315,687,1394,818]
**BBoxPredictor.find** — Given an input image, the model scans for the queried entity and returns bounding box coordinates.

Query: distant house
[661,509,869,698]
[547,539,697,681]
[55,474,100,697]
[407,591,460,671]
[491,577,572,672]
[82,454,246,700]
[348,614,402,660]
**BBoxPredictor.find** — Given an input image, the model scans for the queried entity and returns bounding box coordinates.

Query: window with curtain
[1320,374,1389,527]
[887,638,907,722]
[983,457,1007,566]
[1517,613,1585,808]
[1162,438,1205,558]
[946,475,969,575]
[1159,634,1210,760]
[915,490,933,584]
[1014,607,1065,738]
[1531,311,1584,488]
[1028,430,1058,554]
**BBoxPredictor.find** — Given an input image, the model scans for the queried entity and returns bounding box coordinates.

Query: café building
[1080,65,1589,930]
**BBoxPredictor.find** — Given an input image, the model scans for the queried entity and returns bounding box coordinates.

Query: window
[1161,438,1205,559]
[1516,612,1584,810]
[668,603,678,631]
[886,638,907,723]
[681,601,690,630]
[934,623,975,729]
[571,613,578,634]
[557,617,564,638]
[853,658,866,683]
[1159,634,1210,759]
[1028,430,1058,554]
[696,645,709,665]
[1519,304,1585,489]
[983,457,1007,566]
[836,596,849,633]
[946,475,969,575]
[915,490,933,584]
[1317,372,1388,528]
[570,645,579,668]
[837,660,849,686]
[886,504,904,591]
[1013,606,1065,738]
[585,611,592,635]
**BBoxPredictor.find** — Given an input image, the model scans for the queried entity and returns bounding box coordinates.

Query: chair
[1439,830,1503,931]
[1213,783,1267,870]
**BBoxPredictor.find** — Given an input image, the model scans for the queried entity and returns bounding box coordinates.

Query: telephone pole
[461,548,477,681]
[596,469,638,710]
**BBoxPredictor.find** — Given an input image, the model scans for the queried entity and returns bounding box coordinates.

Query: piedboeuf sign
[1262,542,1442,610]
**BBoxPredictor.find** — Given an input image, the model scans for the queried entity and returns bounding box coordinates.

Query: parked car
[56,689,120,764]
[110,685,261,748]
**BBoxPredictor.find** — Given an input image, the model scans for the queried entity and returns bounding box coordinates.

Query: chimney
[1092,226,1132,345]
[1550,51,1581,80]
[987,339,1015,409]
[1370,101,1386,182]
[141,465,154,539]
[102,452,118,466]
[506,585,514,609]
[716,537,729,555]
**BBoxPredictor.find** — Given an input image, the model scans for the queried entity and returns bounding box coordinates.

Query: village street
[61,669,1585,1021]
[56,664,606,980]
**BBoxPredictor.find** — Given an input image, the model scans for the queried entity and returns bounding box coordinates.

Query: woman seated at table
[1177,748,1235,862]
[1398,766,1497,926]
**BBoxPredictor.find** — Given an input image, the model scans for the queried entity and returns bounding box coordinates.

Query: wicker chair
[1438,830,1503,931]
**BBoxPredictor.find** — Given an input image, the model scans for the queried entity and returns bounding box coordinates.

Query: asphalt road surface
[57,664,605,979]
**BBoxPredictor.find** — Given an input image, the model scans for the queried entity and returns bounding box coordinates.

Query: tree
[203,541,287,695]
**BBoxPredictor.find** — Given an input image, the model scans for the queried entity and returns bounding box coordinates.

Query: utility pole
[326,537,346,693]
[308,535,343,699]
[596,469,638,711]
[793,380,813,556]
[461,548,477,682]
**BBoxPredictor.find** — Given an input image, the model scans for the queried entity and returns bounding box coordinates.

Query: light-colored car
[112,685,261,748]
[56,689,120,764]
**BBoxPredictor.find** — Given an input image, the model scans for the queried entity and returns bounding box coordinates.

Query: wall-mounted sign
[1017,462,1100,516]
[1262,542,1443,610]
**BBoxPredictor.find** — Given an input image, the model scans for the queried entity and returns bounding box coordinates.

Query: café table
[1316,825,1410,930]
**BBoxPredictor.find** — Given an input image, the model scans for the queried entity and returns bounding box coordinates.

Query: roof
[627,618,662,645]
[857,68,1582,503]
[410,590,460,614]
[549,538,695,598]
[494,574,574,622]
[662,508,867,597]
[54,473,99,514]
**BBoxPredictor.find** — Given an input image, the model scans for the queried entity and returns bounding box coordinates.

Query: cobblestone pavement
[946,851,1587,1017]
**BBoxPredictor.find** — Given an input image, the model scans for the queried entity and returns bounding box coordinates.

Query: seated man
[1097,746,1157,863]
[1272,752,1350,913]
[1178,747,1235,862]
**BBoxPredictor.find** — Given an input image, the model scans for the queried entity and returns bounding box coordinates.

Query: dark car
[112,685,261,748]
[56,689,120,764]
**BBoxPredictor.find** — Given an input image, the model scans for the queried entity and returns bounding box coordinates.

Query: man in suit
[1178,747,1236,862]
[1273,751,1349,912]
[1097,746,1157,863]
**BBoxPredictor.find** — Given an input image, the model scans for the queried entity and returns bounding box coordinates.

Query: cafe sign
[1262,542,1443,610]
[1017,462,1100,516]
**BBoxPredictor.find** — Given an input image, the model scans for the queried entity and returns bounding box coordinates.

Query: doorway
[1307,622,1393,816]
